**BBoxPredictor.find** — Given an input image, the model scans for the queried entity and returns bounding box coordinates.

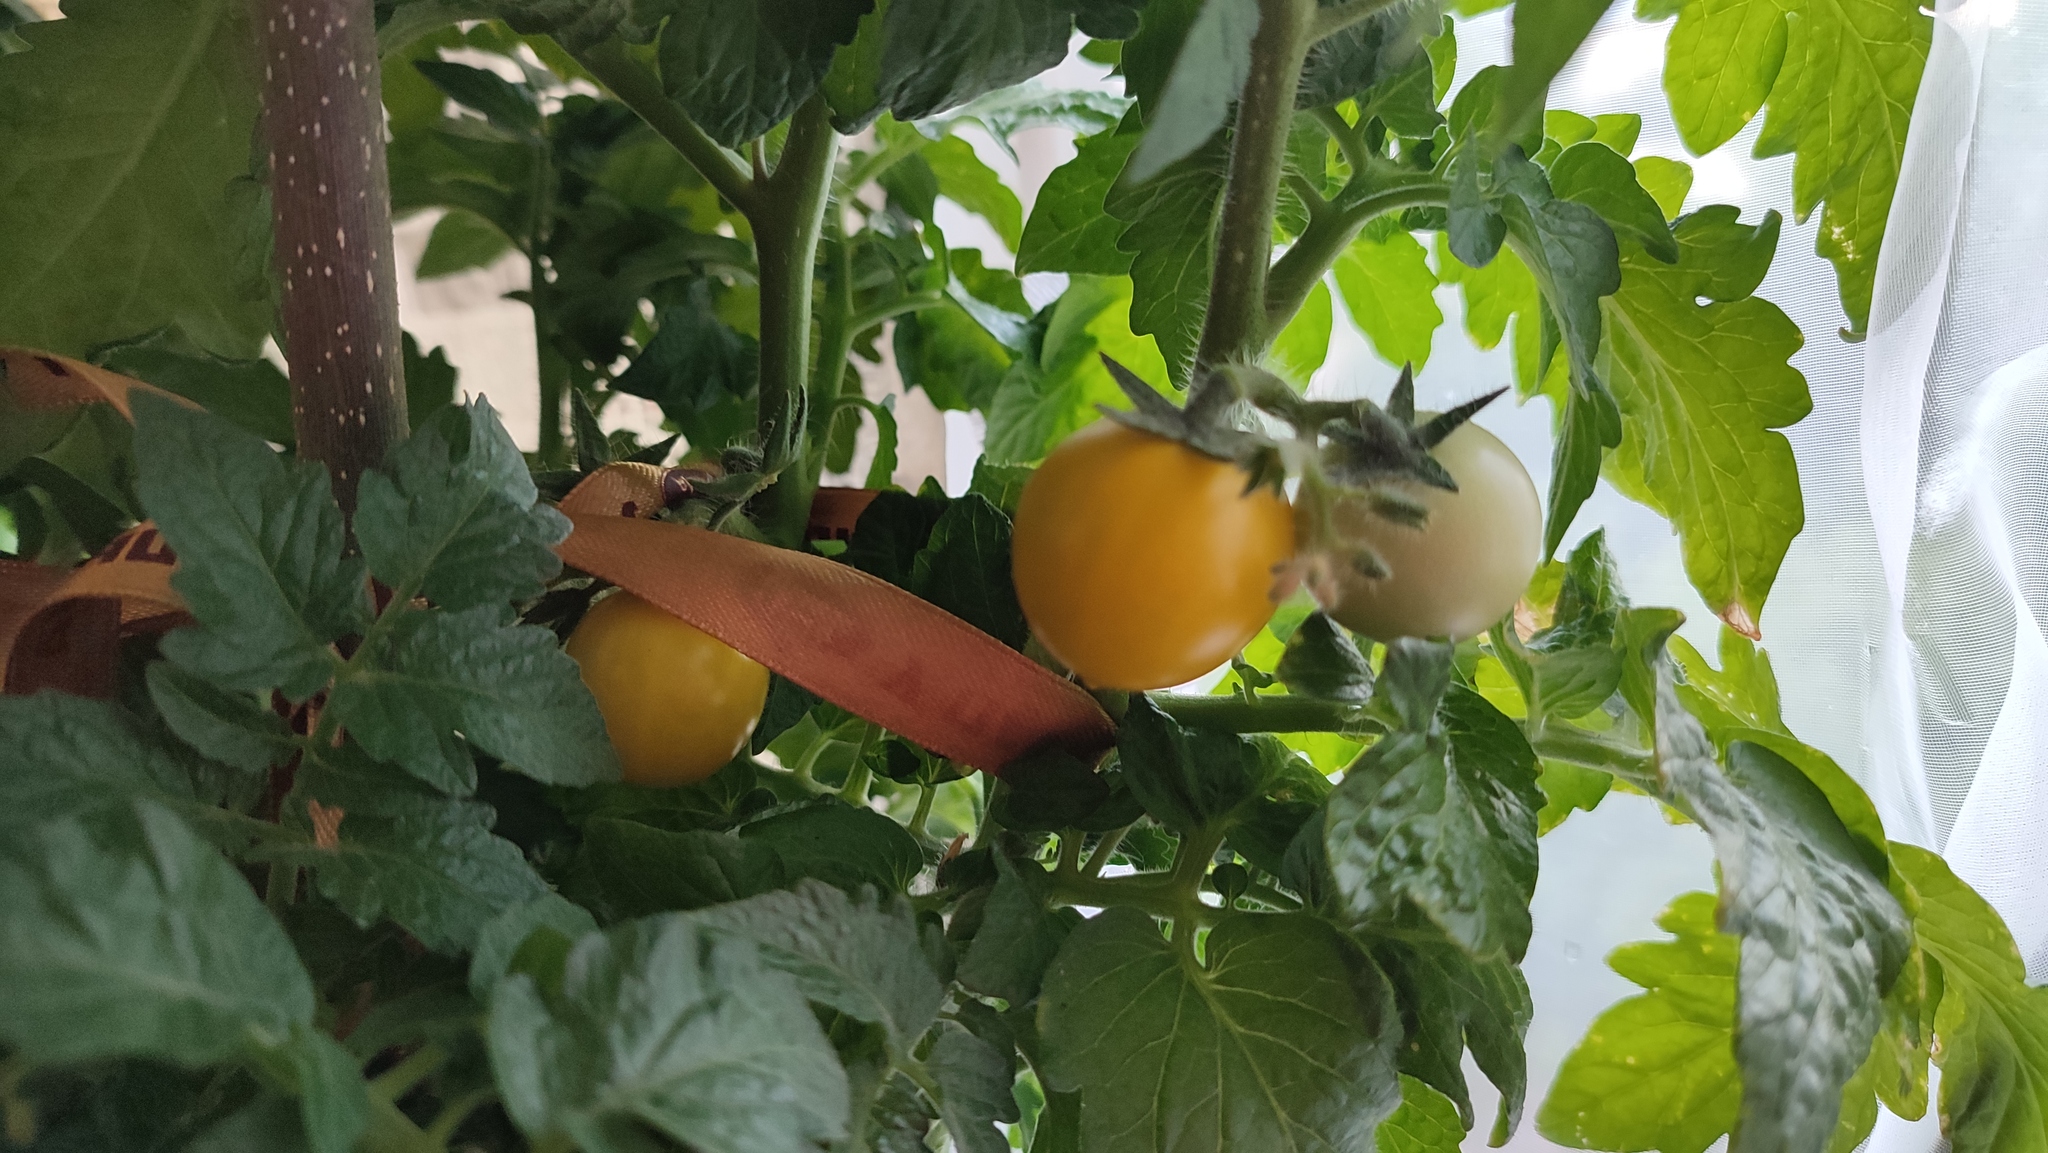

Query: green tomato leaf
[1548,141,1678,262]
[1634,155,1695,220]
[1495,529,1627,727]
[1597,207,1809,635]
[1265,277,1331,385]
[894,304,1014,410]
[1433,232,1543,395]
[924,134,1024,251]
[1125,0,1257,185]
[958,853,1081,1006]
[611,292,761,452]
[684,879,945,1047]
[0,799,313,1065]
[909,492,1028,648]
[738,802,923,893]
[96,329,296,449]
[1105,133,1226,386]
[0,692,257,844]
[0,0,270,358]
[930,1019,1021,1153]
[145,660,299,775]
[1657,0,1929,330]
[1038,909,1403,1153]
[1376,1075,1465,1153]
[327,603,620,791]
[1116,695,1280,834]
[132,393,366,703]
[1299,12,1442,134]
[1670,625,1786,735]
[1495,0,1618,142]
[278,1024,371,1153]
[414,58,540,136]
[1327,641,1541,961]
[1534,761,1612,834]
[356,398,569,612]
[1891,843,2048,1153]
[1650,669,1911,1153]
[1017,119,1140,276]
[469,892,600,1003]
[871,0,1076,123]
[1275,611,1375,702]
[585,818,788,916]
[655,0,869,147]
[1536,891,1741,1153]
[1332,228,1443,370]
[416,207,516,279]
[984,275,1168,463]
[1491,150,1622,557]
[258,755,551,954]
[488,917,849,1153]
[1370,936,1533,1141]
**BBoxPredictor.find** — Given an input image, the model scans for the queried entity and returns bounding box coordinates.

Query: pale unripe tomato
[1324,420,1541,641]
[566,591,769,786]
[1011,420,1295,690]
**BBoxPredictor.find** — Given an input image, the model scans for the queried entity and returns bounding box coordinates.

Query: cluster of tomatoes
[566,415,1540,786]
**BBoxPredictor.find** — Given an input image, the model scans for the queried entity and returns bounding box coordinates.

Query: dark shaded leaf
[488,917,849,1153]
[584,818,787,915]
[958,854,1080,1005]
[132,393,365,702]
[1039,909,1403,1153]
[739,802,923,893]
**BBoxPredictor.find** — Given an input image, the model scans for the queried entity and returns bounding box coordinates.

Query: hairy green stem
[370,1043,447,1104]
[264,861,298,912]
[908,782,936,838]
[570,39,754,213]
[422,1088,493,1146]
[1262,175,1448,337]
[1312,106,1371,178]
[362,1097,443,1153]
[1082,824,1132,877]
[1151,692,1382,735]
[1197,0,1317,370]
[750,96,840,548]
[839,721,879,804]
[1055,830,1083,876]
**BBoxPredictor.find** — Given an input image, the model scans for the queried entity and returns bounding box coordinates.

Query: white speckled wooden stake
[256,0,407,513]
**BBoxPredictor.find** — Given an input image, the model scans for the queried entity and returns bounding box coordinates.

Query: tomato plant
[5,0,2027,1152]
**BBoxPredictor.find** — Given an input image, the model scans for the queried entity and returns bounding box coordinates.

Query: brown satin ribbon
[0,348,1113,772]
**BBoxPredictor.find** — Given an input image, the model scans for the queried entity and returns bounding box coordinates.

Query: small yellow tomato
[566,591,769,786]
[1323,419,1541,641]
[1011,419,1296,690]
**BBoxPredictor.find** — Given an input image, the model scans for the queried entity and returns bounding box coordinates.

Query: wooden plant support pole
[255,0,407,513]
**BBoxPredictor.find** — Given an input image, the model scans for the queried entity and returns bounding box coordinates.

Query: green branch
[749,96,841,548]
[1312,107,1371,179]
[1196,0,1318,370]
[1263,174,1448,337]
[1150,692,1382,736]
[571,39,756,215]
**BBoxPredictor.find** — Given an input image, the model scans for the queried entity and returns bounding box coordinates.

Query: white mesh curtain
[1862,1,2048,1147]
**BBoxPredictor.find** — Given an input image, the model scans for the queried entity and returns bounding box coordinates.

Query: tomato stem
[908,783,936,838]
[1081,824,1132,878]
[1196,0,1317,372]
[838,721,880,805]
[369,1042,447,1104]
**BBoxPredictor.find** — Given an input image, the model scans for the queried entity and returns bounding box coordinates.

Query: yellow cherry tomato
[1011,419,1296,690]
[565,591,769,787]
[1324,419,1541,641]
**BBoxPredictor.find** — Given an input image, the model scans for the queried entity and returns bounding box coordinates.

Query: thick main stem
[1196,0,1316,370]
[258,0,408,513]
[750,96,840,548]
